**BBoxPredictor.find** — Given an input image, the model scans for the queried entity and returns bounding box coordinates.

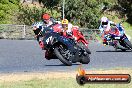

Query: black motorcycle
[40,27,90,66]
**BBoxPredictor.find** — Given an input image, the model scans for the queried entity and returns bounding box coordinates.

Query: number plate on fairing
[114,37,120,39]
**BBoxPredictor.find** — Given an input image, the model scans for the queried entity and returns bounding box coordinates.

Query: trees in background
[117,0,132,24]
[18,6,61,25]
[0,0,131,27]
[0,0,19,24]
[64,0,101,28]
[17,0,62,25]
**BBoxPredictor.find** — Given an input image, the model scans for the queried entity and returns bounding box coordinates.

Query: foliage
[38,0,61,8]
[0,0,131,28]
[63,0,101,28]
[18,6,61,25]
[0,0,19,24]
[37,0,62,17]
[117,0,132,24]
[18,6,43,25]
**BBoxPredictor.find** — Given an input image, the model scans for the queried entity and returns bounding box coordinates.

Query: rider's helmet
[61,19,69,30]
[42,13,50,24]
[101,16,108,27]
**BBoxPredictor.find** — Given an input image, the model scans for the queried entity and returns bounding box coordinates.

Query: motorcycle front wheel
[54,47,72,66]
[123,39,132,51]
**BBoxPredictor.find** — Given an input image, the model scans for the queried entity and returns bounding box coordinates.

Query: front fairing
[116,23,125,36]
[43,32,76,52]
[107,24,124,39]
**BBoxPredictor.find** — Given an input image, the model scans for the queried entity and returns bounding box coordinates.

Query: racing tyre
[121,49,126,52]
[54,47,72,66]
[123,39,132,51]
[77,42,91,54]
[115,41,127,51]
[45,51,57,60]
[84,47,91,54]
[81,54,90,64]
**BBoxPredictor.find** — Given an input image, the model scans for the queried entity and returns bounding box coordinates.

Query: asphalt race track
[0,39,132,73]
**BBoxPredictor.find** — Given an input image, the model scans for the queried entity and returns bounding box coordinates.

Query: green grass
[122,22,132,30]
[0,77,131,88]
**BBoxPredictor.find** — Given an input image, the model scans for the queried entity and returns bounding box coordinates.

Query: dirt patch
[0,70,131,82]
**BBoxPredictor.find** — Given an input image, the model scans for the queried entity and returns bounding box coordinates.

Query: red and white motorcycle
[71,26,91,54]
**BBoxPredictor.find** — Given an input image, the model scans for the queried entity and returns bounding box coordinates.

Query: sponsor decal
[76,65,131,85]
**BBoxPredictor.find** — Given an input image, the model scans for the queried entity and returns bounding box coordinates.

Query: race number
[46,36,53,44]
[115,37,120,39]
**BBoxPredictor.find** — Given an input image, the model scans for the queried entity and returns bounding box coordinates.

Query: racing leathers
[99,21,115,45]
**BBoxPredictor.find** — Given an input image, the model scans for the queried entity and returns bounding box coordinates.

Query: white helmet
[101,16,108,27]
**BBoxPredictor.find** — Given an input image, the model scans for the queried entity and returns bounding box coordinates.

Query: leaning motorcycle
[71,26,91,54]
[33,23,90,66]
[52,23,91,54]
[42,27,90,66]
[104,22,132,51]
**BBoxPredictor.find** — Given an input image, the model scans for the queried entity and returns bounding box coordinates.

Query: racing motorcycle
[71,26,91,54]
[33,23,90,66]
[42,26,90,66]
[52,24,91,54]
[32,21,44,46]
[104,22,132,51]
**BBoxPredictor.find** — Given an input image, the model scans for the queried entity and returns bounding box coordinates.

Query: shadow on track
[45,63,81,66]
[96,50,132,52]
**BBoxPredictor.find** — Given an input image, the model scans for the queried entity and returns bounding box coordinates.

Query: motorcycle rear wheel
[81,54,90,64]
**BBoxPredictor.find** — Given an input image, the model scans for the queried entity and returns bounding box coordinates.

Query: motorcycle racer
[61,19,91,54]
[33,13,58,48]
[61,19,73,37]
[42,13,56,27]
[99,16,116,45]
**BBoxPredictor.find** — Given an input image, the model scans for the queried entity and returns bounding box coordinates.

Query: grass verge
[0,69,132,88]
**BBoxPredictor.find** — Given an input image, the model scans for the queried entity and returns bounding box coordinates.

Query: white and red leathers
[99,17,116,44]
[61,23,89,47]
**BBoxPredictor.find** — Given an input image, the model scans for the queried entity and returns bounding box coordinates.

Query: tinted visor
[62,24,68,30]
[43,19,50,24]
[62,24,68,28]
[102,22,108,25]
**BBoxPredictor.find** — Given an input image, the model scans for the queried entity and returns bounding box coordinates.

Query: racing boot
[103,42,108,46]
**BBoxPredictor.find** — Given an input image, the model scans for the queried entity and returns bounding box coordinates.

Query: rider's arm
[66,23,73,36]
[109,21,116,26]
[50,17,57,24]
[99,26,104,33]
